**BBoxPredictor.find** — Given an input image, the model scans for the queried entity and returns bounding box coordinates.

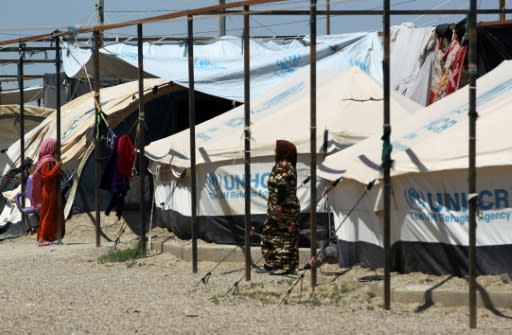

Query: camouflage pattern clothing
[261,160,300,273]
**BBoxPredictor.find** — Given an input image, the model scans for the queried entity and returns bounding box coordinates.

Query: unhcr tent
[145,66,421,246]
[318,60,512,276]
[1,78,234,227]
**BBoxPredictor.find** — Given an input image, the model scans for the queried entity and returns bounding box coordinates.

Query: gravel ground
[0,213,511,335]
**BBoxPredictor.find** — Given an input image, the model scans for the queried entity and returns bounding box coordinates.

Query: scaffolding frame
[0,0,510,328]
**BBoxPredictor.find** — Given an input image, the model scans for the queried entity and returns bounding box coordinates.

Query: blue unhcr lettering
[194,58,226,70]
[275,54,301,77]
[405,187,510,214]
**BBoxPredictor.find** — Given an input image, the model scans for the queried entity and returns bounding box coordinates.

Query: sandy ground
[0,213,511,335]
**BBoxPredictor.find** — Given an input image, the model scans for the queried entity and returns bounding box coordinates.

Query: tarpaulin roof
[0,104,54,169]
[145,66,421,170]
[0,86,44,105]
[2,78,180,175]
[63,32,384,103]
[318,60,512,184]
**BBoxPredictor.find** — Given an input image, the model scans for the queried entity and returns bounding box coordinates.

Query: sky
[0,0,509,89]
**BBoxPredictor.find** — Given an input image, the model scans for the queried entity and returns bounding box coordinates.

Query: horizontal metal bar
[0,46,57,52]
[0,74,45,79]
[221,9,512,16]
[0,59,58,64]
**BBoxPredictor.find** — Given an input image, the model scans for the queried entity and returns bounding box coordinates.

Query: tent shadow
[405,148,428,172]
[415,275,454,313]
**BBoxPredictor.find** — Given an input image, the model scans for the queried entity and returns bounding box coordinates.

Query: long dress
[36,161,65,242]
[261,160,300,272]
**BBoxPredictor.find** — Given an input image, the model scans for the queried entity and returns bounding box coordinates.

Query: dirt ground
[1,212,512,334]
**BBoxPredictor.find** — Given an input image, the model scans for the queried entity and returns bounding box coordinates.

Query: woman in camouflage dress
[258,140,300,275]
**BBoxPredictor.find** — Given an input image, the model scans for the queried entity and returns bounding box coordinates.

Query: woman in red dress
[30,138,65,246]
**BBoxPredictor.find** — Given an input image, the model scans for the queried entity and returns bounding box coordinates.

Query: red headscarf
[275,139,297,167]
[30,138,58,209]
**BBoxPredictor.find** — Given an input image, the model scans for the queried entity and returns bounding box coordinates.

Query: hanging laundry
[100,134,136,219]
[428,29,467,105]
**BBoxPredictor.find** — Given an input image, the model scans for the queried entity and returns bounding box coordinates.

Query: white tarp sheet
[63,32,382,103]
[63,23,435,106]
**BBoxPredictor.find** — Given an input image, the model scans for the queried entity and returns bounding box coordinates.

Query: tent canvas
[0,104,54,169]
[0,86,44,105]
[62,25,435,106]
[145,66,421,245]
[63,32,384,104]
[318,60,512,275]
[1,78,232,231]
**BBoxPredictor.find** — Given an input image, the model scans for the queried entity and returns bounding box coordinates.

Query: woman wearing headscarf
[258,139,300,275]
[31,138,65,246]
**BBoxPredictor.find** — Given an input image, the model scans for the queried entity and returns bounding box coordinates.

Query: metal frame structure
[0,0,510,328]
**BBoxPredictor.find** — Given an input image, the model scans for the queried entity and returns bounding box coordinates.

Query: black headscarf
[275,139,297,167]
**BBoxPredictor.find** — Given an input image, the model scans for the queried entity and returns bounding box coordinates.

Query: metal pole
[97,0,104,24]
[383,0,392,310]
[188,16,198,273]
[93,30,101,247]
[137,24,147,258]
[219,0,226,36]
[243,5,252,282]
[468,0,478,329]
[500,0,506,21]
[309,0,318,288]
[326,0,331,35]
[55,34,63,243]
[18,43,27,233]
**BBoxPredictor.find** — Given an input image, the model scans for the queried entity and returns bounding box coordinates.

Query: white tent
[145,66,421,244]
[318,60,512,275]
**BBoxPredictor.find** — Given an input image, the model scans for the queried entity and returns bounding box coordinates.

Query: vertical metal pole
[18,43,27,232]
[137,24,146,258]
[326,0,331,35]
[468,0,478,329]
[93,30,101,247]
[55,34,63,243]
[97,0,104,24]
[383,0,392,310]
[243,5,252,282]
[309,0,318,288]
[500,0,506,21]
[188,16,198,273]
[219,0,226,37]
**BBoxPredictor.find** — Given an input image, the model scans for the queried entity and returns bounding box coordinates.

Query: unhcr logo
[404,187,510,212]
